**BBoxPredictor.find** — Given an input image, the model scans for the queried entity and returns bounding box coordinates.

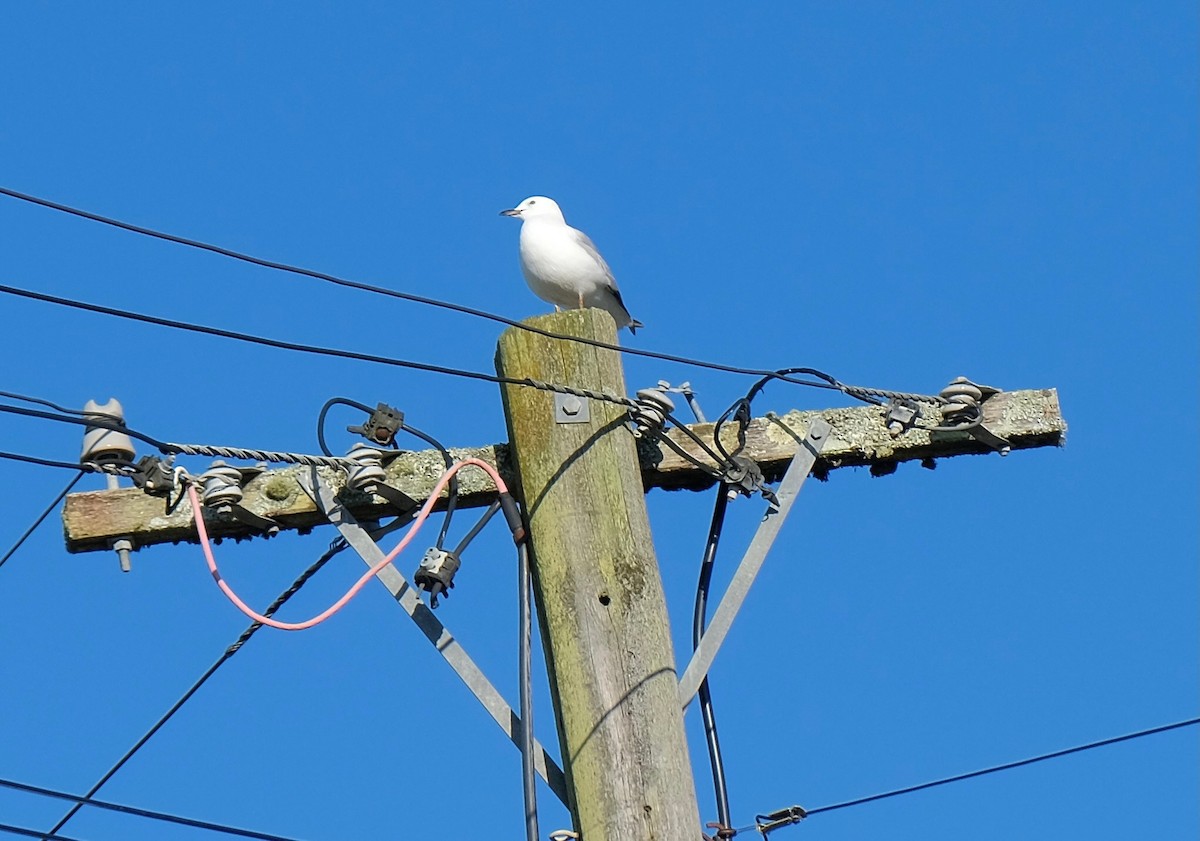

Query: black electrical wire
[315,396,459,550]
[0,390,90,415]
[0,775,311,841]
[0,283,637,408]
[0,185,865,392]
[517,540,539,841]
[0,401,172,452]
[0,472,84,572]
[804,716,1200,817]
[42,538,350,839]
[0,820,85,841]
[693,485,733,831]
[737,716,1200,835]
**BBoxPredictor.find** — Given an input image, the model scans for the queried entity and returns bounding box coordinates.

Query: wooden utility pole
[496,309,702,841]
[58,314,1067,839]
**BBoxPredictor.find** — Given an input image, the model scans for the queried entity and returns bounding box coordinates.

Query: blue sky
[0,3,1195,839]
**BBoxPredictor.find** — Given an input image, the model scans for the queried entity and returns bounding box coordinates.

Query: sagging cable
[187,457,511,631]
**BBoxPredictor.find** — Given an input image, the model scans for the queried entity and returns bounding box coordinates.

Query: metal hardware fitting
[722,454,767,500]
[553,393,590,424]
[886,399,920,437]
[756,806,807,836]
[629,384,676,437]
[346,402,404,447]
[195,460,278,535]
[548,831,580,841]
[657,380,706,423]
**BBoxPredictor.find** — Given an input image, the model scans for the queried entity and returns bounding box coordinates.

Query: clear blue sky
[0,3,1195,839]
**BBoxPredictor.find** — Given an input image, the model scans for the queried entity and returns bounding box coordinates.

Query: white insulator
[344,443,387,492]
[80,398,136,464]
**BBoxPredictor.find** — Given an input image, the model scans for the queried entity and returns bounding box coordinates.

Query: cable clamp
[755,806,807,836]
[413,547,461,608]
[885,399,920,437]
[128,455,175,496]
[346,402,404,447]
[938,376,1011,455]
[548,831,580,841]
[629,384,677,438]
[342,443,419,514]
[721,454,774,505]
[195,460,279,535]
[704,822,738,840]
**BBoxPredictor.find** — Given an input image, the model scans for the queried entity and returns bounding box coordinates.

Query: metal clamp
[346,402,404,447]
[756,806,807,837]
[414,547,461,608]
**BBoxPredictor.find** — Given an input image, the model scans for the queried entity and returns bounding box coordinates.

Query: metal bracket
[297,470,569,806]
[677,418,830,708]
[553,392,590,424]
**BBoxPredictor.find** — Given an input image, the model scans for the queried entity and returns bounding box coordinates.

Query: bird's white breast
[519,222,608,308]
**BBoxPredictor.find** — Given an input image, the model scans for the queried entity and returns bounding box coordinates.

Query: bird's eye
[528,200,537,205]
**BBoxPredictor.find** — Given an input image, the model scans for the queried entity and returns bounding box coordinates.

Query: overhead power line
[0,283,638,408]
[0,472,84,571]
[0,184,887,395]
[0,820,87,841]
[0,774,310,841]
[742,716,1200,835]
[40,540,348,839]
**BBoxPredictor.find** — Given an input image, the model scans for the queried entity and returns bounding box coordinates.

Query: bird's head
[500,196,565,223]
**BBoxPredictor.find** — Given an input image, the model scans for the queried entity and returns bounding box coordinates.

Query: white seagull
[500,196,642,333]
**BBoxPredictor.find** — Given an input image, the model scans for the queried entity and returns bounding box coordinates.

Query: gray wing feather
[571,225,640,331]
[571,228,618,287]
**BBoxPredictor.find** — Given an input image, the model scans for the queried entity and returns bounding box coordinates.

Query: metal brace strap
[677,418,831,709]
[297,471,569,806]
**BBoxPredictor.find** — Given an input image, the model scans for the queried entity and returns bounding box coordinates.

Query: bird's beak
[499,208,521,217]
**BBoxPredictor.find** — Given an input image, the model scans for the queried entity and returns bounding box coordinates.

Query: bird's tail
[628,318,644,335]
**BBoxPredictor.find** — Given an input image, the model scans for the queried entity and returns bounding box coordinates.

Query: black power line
[0,283,638,408]
[0,820,87,841]
[0,472,84,571]
[41,539,352,839]
[0,775,310,841]
[0,184,855,389]
[742,716,1200,835]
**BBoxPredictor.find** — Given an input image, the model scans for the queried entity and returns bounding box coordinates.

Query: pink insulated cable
[188,457,508,630]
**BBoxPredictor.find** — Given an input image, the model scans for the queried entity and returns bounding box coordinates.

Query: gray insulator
[939,376,984,418]
[80,398,136,464]
[198,462,245,507]
[630,386,677,438]
[344,443,387,492]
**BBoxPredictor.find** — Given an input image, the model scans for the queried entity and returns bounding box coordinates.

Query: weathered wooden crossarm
[62,387,1064,553]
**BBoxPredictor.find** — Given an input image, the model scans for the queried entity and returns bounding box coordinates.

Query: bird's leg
[554,305,562,312]
[577,292,585,309]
